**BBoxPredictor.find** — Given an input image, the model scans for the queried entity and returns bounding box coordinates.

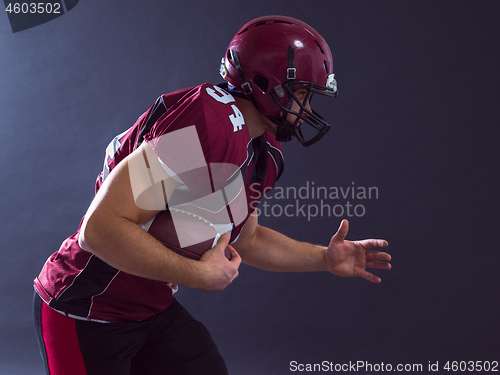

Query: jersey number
[206,86,245,132]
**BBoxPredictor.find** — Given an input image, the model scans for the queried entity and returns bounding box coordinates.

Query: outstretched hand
[325,220,391,283]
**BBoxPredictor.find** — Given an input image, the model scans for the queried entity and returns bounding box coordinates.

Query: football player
[33,15,391,375]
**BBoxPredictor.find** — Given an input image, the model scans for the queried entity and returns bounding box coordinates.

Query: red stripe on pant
[41,301,88,375]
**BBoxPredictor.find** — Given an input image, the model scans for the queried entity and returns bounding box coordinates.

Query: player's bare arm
[78,141,241,291]
[233,210,391,283]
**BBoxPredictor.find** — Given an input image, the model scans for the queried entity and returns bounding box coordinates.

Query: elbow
[78,227,91,252]
[78,215,99,254]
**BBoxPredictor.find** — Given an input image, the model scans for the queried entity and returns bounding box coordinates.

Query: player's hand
[196,233,241,291]
[325,220,391,283]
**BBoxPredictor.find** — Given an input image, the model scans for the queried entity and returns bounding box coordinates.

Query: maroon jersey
[34,83,284,322]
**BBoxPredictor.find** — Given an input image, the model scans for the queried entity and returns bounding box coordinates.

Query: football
[146,204,232,260]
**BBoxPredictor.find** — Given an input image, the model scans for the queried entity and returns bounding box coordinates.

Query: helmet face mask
[270,77,337,146]
[221,15,338,146]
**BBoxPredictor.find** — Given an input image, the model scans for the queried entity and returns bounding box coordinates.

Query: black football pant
[33,292,228,375]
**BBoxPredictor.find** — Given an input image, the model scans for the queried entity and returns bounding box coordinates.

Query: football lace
[169,207,215,227]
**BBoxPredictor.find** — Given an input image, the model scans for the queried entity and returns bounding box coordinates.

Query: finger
[227,245,242,265]
[217,232,231,246]
[231,270,239,282]
[357,239,389,249]
[209,233,232,259]
[365,260,392,270]
[332,219,349,242]
[361,271,382,284]
[212,232,231,255]
[366,250,391,262]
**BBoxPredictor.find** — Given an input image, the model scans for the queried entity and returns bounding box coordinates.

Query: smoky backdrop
[1,1,499,374]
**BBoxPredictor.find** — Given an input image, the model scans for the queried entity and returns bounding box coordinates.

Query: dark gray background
[1,1,499,374]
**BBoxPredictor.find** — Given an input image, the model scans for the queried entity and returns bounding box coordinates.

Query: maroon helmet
[221,15,337,146]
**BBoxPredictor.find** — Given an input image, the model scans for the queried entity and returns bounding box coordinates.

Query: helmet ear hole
[253,75,269,93]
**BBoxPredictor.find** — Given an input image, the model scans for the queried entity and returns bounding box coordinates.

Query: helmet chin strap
[268,113,295,142]
[273,45,296,142]
[272,45,298,143]
[230,48,299,144]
